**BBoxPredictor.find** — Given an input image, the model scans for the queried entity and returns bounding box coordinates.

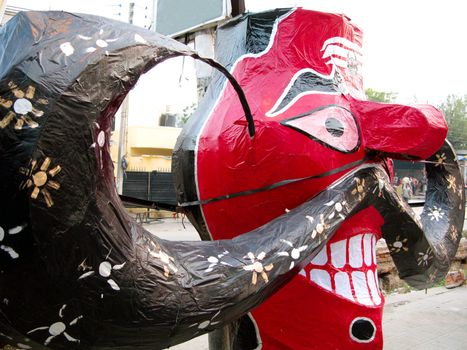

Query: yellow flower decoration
[0,82,48,130]
[21,157,61,208]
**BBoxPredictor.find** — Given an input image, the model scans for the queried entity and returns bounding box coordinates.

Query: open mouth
[300,232,383,307]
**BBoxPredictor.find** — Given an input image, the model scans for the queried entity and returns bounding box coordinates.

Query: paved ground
[144,218,467,350]
[383,286,467,350]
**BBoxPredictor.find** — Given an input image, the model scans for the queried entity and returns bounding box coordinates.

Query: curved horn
[378,141,465,287]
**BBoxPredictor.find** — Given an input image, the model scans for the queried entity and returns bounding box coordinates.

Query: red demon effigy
[174,8,465,349]
[0,8,464,350]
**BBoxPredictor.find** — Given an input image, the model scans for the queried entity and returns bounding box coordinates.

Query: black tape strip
[158,52,256,138]
[180,158,368,207]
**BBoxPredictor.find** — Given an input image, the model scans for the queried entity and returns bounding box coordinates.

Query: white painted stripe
[348,234,363,268]
[310,269,332,292]
[322,44,362,60]
[321,36,362,54]
[331,239,347,268]
[363,234,373,266]
[352,271,373,306]
[335,272,354,301]
[367,270,381,305]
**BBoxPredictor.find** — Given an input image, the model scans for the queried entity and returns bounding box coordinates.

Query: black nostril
[325,117,344,137]
[350,317,376,343]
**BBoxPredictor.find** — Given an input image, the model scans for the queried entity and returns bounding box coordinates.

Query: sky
[4,0,467,124]
[245,0,467,105]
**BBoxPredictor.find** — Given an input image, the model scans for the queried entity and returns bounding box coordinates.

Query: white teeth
[299,269,307,277]
[367,270,381,305]
[352,271,373,306]
[331,240,347,268]
[363,234,373,266]
[349,234,363,268]
[310,245,327,266]
[373,270,380,288]
[334,272,353,301]
[310,269,332,292]
[307,233,381,307]
[372,236,377,265]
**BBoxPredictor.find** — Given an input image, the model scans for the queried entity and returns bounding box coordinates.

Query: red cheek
[252,276,384,350]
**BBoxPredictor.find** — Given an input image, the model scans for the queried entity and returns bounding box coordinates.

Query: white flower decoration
[417,247,433,266]
[325,200,347,220]
[388,235,408,253]
[27,304,82,346]
[277,239,308,270]
[78,260,126,291]
[199,251,231,272]
[311,214,328,240]
[427,206,444,222]
[243,252,273,285]
[189,310,221,334]
[78,29,118,54]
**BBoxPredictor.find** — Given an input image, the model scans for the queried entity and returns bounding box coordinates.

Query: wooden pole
[116,3,134,194]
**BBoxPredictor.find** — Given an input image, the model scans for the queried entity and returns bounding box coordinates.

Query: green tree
[365,88,398,103]
[438,94,467,150]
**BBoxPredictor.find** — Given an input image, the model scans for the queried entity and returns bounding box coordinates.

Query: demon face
[174,8,464,349]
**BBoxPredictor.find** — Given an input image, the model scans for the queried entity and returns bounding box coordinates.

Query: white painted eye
[349,317,376,343]
[282,105,360,153]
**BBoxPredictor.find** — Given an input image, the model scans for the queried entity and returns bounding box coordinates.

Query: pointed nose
[350,98,448,160]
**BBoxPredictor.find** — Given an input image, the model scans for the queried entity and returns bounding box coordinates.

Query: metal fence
[122,171,177,206]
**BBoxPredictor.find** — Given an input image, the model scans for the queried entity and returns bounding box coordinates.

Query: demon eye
[281,105,360,153]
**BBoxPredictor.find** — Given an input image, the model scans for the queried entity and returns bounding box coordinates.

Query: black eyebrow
[269,71,339,115]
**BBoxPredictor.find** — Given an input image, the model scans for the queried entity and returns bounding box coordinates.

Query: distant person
[421,176,427,193]
[412,177,419,195]
[402,177,412,202]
